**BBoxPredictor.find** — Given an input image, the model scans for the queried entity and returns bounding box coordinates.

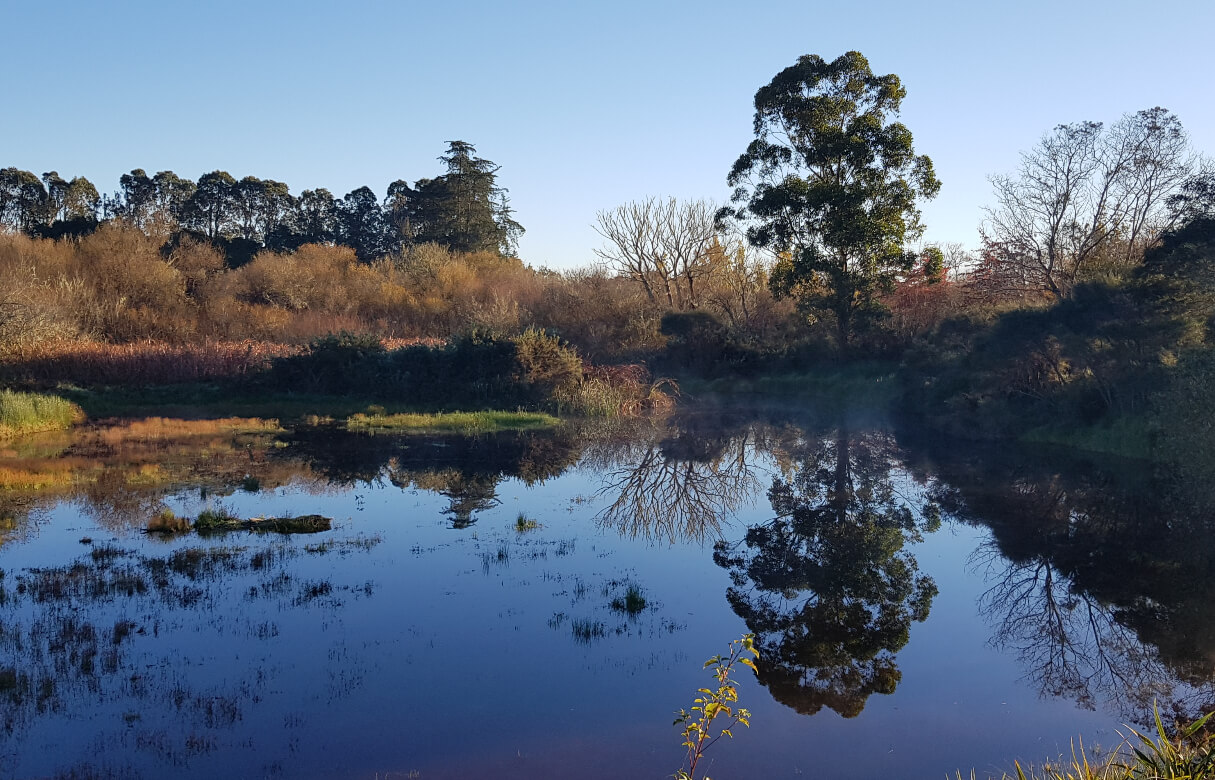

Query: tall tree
[338,186,390,261]
[719,51,940,349]
[980,108,1196,300]
[231,176,292,242]
[0,168,49,233]
[415,141,524,256]
[184,171,237,239]
[294,188,339,245]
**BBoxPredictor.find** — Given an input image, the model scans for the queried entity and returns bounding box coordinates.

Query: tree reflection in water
[592,424,763,545]
[715,425,940,717]
[921,444,1215,719]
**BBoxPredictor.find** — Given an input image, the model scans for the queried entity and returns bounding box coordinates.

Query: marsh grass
[345,410,559,433]
[515,513,540,532]
[0,390,84,439]
[959,708,1214,780]
[146,509,190,535]
[609,583,648,615]
[684,361,899,408]
[193,508,331,535]
[570,618,606,644]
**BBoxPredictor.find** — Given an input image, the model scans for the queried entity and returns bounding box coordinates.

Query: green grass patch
[193,507,332,535]
[0,390,84,438]
[682,361,900,409]
[346,410,560,434]
[609,583,648,615]
[1021,416,1155,460]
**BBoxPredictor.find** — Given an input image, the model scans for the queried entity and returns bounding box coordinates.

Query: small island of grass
[345,410,559,434]
[0,390,85,439]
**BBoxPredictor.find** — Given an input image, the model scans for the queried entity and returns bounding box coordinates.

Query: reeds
[0,390,84,438]
[3,339,299,386]
[345,410,559,433]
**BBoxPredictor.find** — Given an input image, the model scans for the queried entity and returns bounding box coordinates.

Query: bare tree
[593,197,719,309]
[980,108,1197,299]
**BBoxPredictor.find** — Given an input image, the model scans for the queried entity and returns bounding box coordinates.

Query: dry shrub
[166,236,225,297]
[74,224,192,340]
[885,279,966,342]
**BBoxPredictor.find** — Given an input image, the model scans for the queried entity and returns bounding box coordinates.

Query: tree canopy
[719,51,940,348]
[0,141,524,265]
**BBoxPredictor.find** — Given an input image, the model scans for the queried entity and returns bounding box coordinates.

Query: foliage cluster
[903,215,1215,462]
[263,329,669,416]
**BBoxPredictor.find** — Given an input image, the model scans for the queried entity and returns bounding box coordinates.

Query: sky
[3,0,1214,269]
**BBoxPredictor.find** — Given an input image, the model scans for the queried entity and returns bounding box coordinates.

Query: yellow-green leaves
[673,633,760,780]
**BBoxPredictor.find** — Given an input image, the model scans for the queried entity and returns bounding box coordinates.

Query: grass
[192,508,332,535]
[515,513,540,532]
[1020,416,1155,460]
[570,618,606,644]
[683,360,900,409]
[610,583,648,615]
[146,508,190,535]
[958,708,1214,779]
[345,410,560,433]
[0,390,84,439]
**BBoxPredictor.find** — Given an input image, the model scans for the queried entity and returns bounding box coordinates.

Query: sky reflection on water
[0,409,1211,779]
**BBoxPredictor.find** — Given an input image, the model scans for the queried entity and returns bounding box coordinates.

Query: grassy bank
[0,390,84,439]
[680,361,900,409]
[345,410,559,434]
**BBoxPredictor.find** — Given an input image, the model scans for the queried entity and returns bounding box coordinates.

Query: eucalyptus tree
[719,51,940,349]
[231,176,292,243]
[0,168,49,233]
[291,188,340,246]
[338,186,391,261]
[184,171,237,239]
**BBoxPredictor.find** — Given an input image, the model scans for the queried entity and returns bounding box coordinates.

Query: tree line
[0,140,523,264]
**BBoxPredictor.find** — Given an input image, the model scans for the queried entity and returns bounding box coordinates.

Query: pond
[0,405,1211,779]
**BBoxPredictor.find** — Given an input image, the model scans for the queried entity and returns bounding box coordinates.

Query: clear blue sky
[3,0,1213,268]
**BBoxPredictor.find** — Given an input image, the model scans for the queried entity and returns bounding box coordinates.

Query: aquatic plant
[515,513,539,532]
[346,410,558,433]
[145,508,190,535]
[570,619,606,644]
[0,390,84,438]
[609,583,647,615]
[674,633,758,780]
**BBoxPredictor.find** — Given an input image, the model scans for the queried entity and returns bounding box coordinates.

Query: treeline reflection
[1,411,1213,724]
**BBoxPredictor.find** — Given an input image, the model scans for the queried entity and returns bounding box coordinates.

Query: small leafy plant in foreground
[674,633,758,780]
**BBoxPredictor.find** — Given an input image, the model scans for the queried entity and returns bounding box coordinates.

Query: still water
[0,406,1211,779]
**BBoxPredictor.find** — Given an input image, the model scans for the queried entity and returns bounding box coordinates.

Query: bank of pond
[0,404,1211,778]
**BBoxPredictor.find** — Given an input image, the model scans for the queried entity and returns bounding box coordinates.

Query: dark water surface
[0,407,1211,779]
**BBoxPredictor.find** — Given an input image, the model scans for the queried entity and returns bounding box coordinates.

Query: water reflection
[915,438,1215,719]
[1,409,1215,776]
[715,425,940,717]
